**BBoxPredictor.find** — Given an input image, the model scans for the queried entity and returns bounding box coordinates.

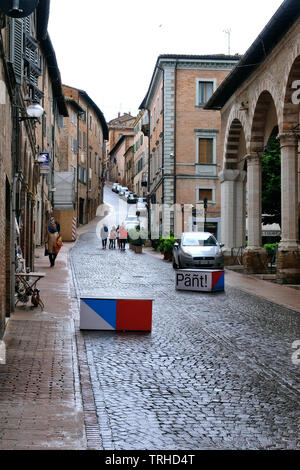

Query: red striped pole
[72,217,77,241]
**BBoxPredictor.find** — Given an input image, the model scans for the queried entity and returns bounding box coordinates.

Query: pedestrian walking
[109,226,117,249]
[119,224,128,252]
[116,225,120,249]
[46,217,60,267]
[100,224,109,249]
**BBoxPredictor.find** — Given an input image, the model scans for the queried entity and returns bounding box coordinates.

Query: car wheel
[172,257,178,269]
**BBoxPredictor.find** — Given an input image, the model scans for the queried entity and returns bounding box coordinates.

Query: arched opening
[224,118,246,169]
[244,91,279,274]
[220,118,247,261]
[261,125,281,245]
[250,91,278,153]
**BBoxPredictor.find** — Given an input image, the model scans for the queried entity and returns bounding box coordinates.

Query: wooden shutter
[199,188,212,201]
[10,18,24,85]
[198,138,213,164]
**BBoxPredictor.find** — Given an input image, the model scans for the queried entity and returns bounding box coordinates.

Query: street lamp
[203,197,208,231]
[19,101,44,122]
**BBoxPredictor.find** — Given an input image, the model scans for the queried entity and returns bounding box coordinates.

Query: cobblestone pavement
[70,187,300,450]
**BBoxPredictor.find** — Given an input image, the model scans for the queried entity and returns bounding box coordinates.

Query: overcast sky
[48,0,283,123]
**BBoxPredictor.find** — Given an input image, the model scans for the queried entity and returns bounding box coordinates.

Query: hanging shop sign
[38,152,50,174]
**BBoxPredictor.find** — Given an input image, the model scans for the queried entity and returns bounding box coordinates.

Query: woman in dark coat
[46,217,59,267]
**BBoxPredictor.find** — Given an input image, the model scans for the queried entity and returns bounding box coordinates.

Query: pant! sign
[175,269,224,292]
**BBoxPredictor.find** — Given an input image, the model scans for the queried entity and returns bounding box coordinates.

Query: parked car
[114,184,122,193]
[118,186,128,197]
[122,190,131,201]
[112,183,119,192]
[127,193,138,204]
[172,232,224,270]
[136,200,147,216]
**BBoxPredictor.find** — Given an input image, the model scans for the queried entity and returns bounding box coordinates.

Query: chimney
[118,112,120,118]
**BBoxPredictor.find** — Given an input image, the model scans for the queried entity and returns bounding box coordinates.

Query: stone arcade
[205,0,300,284]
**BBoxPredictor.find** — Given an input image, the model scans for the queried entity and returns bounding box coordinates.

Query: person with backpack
[100,224,109,249]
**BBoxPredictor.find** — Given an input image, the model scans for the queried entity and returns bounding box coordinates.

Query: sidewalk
[0,242,86,450]
[225,269,300,314]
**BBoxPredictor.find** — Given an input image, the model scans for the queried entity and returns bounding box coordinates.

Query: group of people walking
[100,224,128,251]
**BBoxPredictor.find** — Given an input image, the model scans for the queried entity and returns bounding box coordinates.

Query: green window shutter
[10,18,24,85]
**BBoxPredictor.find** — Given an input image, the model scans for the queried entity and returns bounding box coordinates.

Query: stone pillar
[219,169,246,264]
[277,132,300,284]
[243,153,268,273]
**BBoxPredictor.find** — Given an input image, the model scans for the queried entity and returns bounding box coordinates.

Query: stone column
[243,153,268,273]
[277,132,300,284]
[219,169,246,263]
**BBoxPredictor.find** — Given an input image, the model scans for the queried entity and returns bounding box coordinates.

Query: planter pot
[134,245,142,254]
[129,243,134,250]
[163,252,172,261]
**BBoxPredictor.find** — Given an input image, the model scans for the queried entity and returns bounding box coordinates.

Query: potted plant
[158,237,177,261]
[128,228,147,254]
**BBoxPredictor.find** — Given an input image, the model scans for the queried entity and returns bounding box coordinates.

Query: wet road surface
[71,187,300,450]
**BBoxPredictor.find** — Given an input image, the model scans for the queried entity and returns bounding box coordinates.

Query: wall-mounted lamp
[19,101,44,122]
[0,0,39,19]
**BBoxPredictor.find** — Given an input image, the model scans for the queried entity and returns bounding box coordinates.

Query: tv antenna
[223,28,231,55]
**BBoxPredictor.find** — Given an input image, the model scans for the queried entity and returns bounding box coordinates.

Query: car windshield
[182,234,217,246]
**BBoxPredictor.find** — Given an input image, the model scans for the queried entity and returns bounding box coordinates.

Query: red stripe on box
[116,299,152,331]
[212,271,224,288]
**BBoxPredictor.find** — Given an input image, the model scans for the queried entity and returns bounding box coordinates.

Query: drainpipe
[10,90,20,313]
[174,60,177,212]
[76,110,80,224]
[86,105,89,224]
[10,173,18,314]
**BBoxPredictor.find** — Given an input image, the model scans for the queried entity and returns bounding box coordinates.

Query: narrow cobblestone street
[70,187,300,450]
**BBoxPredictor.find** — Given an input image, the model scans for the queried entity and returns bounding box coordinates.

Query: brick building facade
[61,85,108,226]
[140,54,240,239]
[133,111,148,197]
[107,113,135,182]
[0,2,69,338]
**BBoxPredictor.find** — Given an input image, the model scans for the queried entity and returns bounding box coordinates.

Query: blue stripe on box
[82,298,117,329]
[213,273,224,291]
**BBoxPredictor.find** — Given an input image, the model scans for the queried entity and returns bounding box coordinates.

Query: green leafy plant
[128,228,147,246]
[262,135,281,226]
[264,243,278,257]
[157,237,177,255]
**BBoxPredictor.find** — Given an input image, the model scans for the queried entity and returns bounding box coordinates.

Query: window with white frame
[196,78,217,106]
